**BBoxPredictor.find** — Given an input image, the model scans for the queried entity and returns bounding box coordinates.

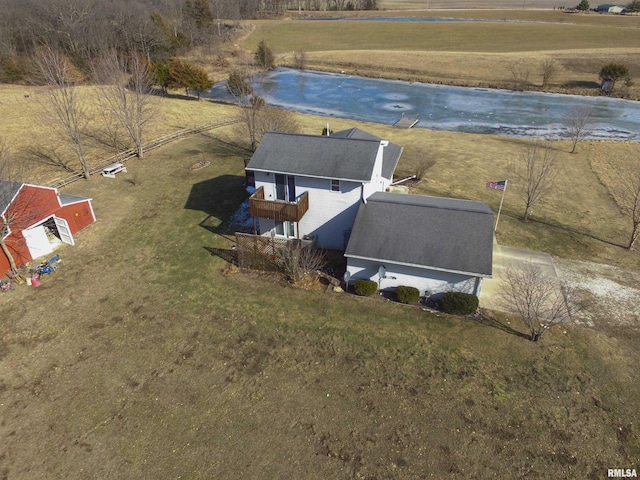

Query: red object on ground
[31,274,40,288]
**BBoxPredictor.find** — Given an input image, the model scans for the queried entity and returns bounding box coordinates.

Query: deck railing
[249,186,309,223]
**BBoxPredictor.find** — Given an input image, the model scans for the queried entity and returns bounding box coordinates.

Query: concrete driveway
[479,242,559,311]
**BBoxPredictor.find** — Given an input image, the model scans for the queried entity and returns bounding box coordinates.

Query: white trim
[53,217,74,245]
[248,168,373,184]
[344,253,492,278]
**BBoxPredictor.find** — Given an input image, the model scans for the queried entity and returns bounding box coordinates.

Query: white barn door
[54,217,74,245]
[23,225,53,259]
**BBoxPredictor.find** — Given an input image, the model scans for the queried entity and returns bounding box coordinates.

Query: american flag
[486,180,507,191]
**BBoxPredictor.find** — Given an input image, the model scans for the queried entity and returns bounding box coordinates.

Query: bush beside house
[354,279,377,296]
[441,292,479,315]
[395,286,420,304]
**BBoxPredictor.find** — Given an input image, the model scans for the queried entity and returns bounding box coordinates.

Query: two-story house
[243,127,493,299]
[246,128,403,250]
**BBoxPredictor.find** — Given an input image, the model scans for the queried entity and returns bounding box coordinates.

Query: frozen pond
[205,68,640,140]
[299,16,510,22]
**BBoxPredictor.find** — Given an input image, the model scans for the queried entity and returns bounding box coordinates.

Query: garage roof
[345,192,494,277]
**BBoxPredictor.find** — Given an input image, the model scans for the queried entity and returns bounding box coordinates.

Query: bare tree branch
[0,139,25,273]
[92,49,156,158]
[510,141,560,222]
[237,94,299,151]
[563,105,593,154]
[499,262,575,342]
[540,57,557,89]
[610,160,640,250]
[278,244,326,283]
[33,46,91,179]
[508,61,530,91]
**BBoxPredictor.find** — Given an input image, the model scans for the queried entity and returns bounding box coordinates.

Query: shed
[344,192,494,298]
[0,181,95,277]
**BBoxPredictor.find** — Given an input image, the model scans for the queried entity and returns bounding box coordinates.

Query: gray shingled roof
[0,180,23,214]
[345,192,494,277]
[246,130,402,182]
[331,128,403,180]
[59,193,90,206]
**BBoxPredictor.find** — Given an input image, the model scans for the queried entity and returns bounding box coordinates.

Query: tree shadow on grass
[561,80,600,89]
[474,312,531,340]
[204,246,237,265]
[184,174,247,236]
[502,211,626,249]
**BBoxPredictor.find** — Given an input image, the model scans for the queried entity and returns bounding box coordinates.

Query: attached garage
[344,192,494,299]
[0,181,95,277]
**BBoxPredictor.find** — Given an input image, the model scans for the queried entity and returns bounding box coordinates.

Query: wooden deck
[394,115,419,129]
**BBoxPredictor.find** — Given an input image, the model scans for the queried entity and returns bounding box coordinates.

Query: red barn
[0,181,95,277]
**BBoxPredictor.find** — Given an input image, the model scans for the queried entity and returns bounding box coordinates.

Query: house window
[275,221,295,238]
[331,179,340,192]
[276,174,296,201]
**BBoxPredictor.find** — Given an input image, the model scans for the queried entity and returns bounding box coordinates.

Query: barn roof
[0,180,23,215]
[59,193,91,206]
[246,129,402,182]
[345,192,494,277]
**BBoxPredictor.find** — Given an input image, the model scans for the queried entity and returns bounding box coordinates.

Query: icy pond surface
[298,16,506,22]
[205,68,640,140]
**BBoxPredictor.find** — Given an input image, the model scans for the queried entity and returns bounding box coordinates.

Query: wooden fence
[47,118,241,189]
[235,232,314,272]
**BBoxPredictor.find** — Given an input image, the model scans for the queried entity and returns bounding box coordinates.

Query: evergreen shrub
[441,292,479,315]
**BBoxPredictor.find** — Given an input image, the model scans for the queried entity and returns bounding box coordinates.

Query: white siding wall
[346,257,482,297]
[254,172,373,250]
[252,140,393,250]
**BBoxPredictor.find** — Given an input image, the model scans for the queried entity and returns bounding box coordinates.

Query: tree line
[0,0,377,84]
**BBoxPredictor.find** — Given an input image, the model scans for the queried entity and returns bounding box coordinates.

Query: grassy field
[0,126,638,478]
[245,11,640,98]
[380,0,570,8]
[1,8,639,478]
[3,84,639,269]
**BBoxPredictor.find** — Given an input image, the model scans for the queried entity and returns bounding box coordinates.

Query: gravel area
[555,258,640,328]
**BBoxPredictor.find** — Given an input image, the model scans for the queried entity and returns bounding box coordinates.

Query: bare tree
[278,244,326,283]
[540,58,557,89]
[508,61,531,91]
[0,140,31,274]
[93,50,155,158]
[564,105,593,154]
[34,46,91,179]
[611,160,640,250]
[414,156,436,181]
[293,50,306,70]
[499,262,575,342]
[510,141,560,222]
[238,94,299,151]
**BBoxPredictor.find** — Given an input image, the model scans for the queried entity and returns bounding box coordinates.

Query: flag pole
[494,180,507,232]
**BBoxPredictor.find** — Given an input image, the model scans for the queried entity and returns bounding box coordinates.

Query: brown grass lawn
[0,126,638,478]
[380,0,570,8]
[0,84,239,184]
[4,84,639,268]
[1,9,639,478]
